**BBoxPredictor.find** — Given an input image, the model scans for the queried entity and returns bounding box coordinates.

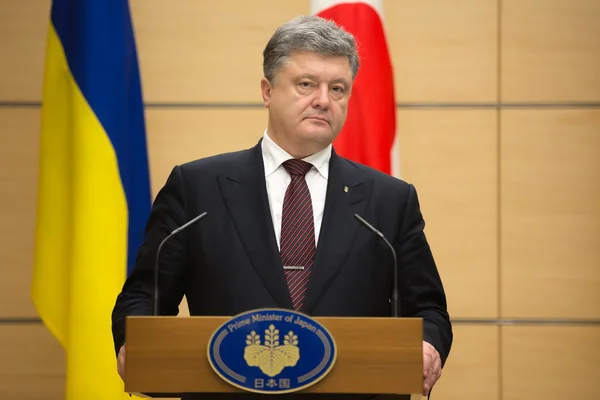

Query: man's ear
[261,77,272,108]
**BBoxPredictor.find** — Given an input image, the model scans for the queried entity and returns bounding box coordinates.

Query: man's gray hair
[263,15,360,82]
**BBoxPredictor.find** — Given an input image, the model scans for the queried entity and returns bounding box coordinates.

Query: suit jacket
[112,140,452,399]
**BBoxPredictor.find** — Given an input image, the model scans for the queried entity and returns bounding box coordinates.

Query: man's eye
[332,86,345,93]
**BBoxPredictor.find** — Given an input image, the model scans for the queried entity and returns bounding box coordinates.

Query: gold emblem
[244,324,300,377]
[344,186,349,193]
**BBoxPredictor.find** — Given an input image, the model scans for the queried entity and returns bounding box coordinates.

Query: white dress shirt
[261,130,331,250]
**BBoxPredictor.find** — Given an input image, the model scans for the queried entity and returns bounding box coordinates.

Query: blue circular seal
[207,308,337,394]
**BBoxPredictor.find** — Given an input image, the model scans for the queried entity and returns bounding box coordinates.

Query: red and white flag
[311,0,398,176]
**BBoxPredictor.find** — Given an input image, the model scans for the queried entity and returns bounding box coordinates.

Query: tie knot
[283,159,313,177]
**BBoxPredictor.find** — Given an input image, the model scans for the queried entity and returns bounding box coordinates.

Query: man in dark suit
[112,15,452,399]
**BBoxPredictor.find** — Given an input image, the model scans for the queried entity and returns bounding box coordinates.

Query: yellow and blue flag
[31,0,151,398]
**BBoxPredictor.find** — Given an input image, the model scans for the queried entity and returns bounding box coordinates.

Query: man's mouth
[305,116,329,124]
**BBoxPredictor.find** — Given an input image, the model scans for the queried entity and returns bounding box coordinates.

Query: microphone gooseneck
[153,211,208,316]
[353,213,400,318]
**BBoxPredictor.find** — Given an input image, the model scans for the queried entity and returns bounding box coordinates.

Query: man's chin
[299,128,335,143]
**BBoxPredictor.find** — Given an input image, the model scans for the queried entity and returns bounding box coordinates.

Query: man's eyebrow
[296,74,350,87]
[296,74,319,81]
[330,78,350,87]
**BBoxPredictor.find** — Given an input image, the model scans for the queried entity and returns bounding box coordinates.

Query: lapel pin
[344,186,349,193]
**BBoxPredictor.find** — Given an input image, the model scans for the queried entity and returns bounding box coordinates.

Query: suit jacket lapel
[301,151,372,314]
[217,142,294,309]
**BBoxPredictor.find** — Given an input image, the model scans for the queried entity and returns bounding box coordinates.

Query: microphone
[353,214,400,318]
[152,211,208,315]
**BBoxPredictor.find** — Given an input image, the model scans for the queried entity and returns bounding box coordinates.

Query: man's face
[261,50,353,156]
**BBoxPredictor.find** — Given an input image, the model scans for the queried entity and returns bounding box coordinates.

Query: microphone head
[353,213,368,225]
[353,214,384,238]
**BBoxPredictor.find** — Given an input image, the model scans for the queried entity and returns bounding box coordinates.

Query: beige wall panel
[503,326,600,400]
[502,0,600,102]
[131,0,309,103]
[502,110,600,319]
[0,325,65,399]
[398,110,498,319]
[433,325,499,400]
[385,0,498,103]
[145,108,268,196]
[0,1,50,101]
[0,109,40,318]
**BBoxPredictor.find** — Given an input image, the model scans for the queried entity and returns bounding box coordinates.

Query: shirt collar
[261,130,331,180]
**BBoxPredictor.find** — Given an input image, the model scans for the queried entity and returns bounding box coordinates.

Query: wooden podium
[124,316,424,399]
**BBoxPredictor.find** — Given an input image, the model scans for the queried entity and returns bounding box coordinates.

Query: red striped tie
[280,159,315,311]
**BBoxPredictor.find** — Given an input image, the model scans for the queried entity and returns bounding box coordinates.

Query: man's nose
[311,85,330,109]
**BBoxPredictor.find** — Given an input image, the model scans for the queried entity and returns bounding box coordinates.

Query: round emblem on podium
[207,308,337,394]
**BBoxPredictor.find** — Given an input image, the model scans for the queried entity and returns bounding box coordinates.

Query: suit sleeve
[396,183,453,367]
[111,165,190,356]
